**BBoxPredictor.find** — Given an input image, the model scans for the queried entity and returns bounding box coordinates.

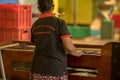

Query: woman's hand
[70,50,84,57]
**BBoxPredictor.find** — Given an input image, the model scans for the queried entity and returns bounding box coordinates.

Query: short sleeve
[59,20,72,39]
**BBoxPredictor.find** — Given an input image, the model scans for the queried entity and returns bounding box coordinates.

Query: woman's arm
[62,37,84,57]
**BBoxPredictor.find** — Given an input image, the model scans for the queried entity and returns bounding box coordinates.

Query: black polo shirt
[31,13,71,76]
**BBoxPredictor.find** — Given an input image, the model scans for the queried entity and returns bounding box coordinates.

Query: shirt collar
[39,13,55,18]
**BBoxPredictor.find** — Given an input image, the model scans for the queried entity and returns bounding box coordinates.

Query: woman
[29,0,83,80]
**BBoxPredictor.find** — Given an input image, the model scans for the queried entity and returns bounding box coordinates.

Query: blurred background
[0,0,120,44]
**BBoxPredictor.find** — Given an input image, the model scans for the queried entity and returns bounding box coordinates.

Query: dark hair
[38,0,54,13]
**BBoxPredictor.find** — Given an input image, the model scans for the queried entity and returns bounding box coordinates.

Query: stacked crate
[0,4,32,42]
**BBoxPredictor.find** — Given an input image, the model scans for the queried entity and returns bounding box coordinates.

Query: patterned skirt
[29,73,68,80]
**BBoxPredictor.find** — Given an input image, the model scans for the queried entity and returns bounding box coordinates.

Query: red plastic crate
[0,4,32,29]
[0,28,5,42]
[0,28,31,43]
[111,14,120,28]
[0,20,7,27]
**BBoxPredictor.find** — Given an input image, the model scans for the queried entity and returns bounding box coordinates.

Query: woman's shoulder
[53,17,65,23]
